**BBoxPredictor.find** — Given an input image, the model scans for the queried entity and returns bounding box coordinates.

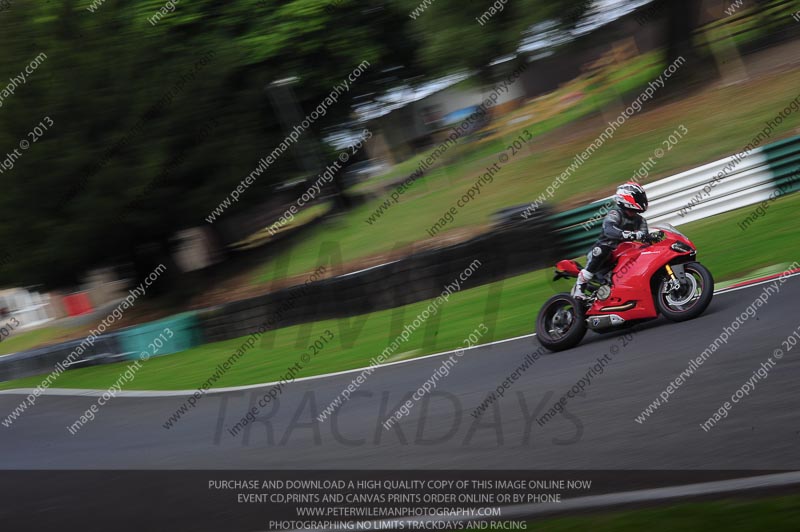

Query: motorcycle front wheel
[656,262,714,321]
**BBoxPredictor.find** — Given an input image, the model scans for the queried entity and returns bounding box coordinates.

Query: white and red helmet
[614,182,648,213]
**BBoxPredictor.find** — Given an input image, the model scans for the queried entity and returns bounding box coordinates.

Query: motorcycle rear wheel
[536,294,587,351]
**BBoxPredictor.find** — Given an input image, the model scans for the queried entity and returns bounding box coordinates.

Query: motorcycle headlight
[671,242,693,253]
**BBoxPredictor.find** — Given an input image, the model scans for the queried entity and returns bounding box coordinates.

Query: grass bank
[1,192,798,391]
[461,494,800,531]
[252,62,800,285]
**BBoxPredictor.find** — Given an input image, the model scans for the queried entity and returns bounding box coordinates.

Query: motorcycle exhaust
[586,314,625,330]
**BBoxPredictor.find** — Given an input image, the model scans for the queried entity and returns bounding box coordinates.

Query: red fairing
[538,226,709,352]
[586,230,696,320]
[556,259,582,276]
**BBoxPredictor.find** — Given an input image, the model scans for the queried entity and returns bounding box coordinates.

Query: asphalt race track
[2,275,800,470]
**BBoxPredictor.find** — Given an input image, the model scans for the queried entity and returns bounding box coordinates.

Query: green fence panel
[765,134,800,198]
[117,312,202,361]
[548,199,608,257]
[548,199,611,229]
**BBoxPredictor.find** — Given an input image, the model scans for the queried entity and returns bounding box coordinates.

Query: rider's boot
[571,269,593,300]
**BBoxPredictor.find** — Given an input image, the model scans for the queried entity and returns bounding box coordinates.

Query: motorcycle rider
[572,182,649,299]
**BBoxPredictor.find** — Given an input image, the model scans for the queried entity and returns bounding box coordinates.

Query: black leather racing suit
[585,208,648,274]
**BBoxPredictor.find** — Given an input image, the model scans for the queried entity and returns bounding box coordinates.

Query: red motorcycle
[536,224,714,351]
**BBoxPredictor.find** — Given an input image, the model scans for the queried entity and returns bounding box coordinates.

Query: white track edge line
[300,470,800,532]
[498,470,800,518]
[1,271,797,398]
[0,332,541,398]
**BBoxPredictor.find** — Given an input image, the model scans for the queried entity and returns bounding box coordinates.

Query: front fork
[663,263,687,292]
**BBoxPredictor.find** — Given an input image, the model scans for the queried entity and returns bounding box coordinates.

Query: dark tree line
[0,0,699,289]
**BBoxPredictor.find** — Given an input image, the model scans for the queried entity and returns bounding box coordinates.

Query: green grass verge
[1,192,798,391]
[0,326,84,357]
[251,61,800,285]
[353,53,664,194]
[460,494,800,531]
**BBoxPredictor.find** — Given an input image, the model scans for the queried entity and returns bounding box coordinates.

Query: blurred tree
[0,0,607,290]
[0,0,423,288]
[399,0,592,81]
[664,0,704,68]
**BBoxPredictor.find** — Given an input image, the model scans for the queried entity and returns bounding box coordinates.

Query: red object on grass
[63,292,93,317]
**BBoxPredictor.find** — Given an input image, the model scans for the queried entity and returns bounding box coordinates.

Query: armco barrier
[0,334,120,383]
[0,212,560,382]
[551,134,800,256]
[0,314,203,383]
[4,135,797,383]
[199,210,560,343]
[4,133,798,382]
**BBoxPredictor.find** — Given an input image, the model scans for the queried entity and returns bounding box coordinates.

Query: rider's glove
[622,230,645,241]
